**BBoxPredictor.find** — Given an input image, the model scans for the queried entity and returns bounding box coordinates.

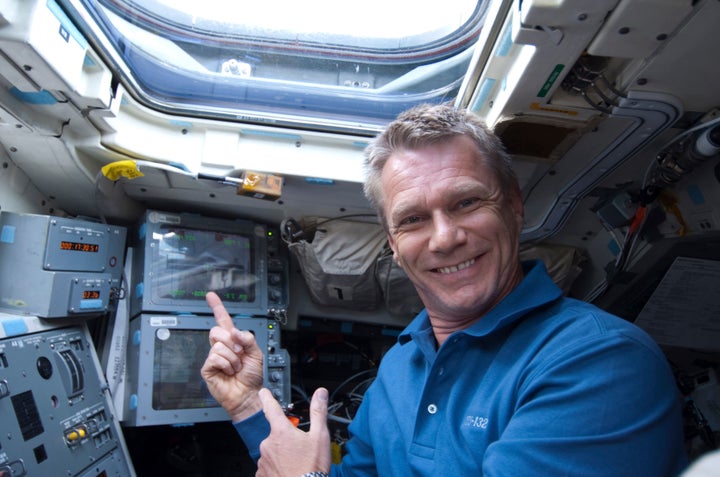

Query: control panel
[0,212,126,318]
[0,315,134,476]
[266,226,290,320]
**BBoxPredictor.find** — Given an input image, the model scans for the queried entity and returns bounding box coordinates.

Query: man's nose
[428,213,465,253]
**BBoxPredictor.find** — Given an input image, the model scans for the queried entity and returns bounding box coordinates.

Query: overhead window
[60,0,489,133]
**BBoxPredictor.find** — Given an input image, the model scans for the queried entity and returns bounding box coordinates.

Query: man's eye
[401,216,422,226]
[459,197,479,208]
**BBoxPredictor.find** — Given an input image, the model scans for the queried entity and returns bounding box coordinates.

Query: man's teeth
[438,258,475,274]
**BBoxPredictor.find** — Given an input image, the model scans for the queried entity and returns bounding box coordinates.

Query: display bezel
[124,314,275,427]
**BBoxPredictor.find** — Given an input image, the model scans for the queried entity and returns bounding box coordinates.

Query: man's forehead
[387,174,495,216]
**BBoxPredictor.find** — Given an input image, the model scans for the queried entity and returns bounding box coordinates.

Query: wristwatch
[300,473,329,477]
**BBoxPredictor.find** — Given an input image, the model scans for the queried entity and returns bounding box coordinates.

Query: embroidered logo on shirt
[463,415,489,429]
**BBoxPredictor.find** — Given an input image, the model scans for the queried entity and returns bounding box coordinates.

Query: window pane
[66,0,489,132]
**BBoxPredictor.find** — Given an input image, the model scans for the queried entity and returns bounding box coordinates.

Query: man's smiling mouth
[435,258,476,274]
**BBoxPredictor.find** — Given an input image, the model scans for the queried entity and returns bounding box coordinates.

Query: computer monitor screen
[150,225,256,305]
[152,328,215,410]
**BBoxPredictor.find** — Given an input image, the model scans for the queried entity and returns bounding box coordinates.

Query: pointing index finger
[206,291,235,331]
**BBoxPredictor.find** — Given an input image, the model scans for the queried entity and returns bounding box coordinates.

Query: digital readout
[60,241,99,253]
[83,290,101,299]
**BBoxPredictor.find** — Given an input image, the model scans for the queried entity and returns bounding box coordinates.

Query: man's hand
[257,387,332,477]
[200,291,265,422]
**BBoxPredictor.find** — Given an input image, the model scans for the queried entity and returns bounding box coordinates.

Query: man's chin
[424,292,488,317]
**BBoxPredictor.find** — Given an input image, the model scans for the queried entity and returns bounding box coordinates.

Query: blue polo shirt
[236,260,688,476]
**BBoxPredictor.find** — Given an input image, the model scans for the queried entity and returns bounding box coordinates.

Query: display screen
[60,241,99,253]
[82,290,100,299]
[150,226,256,303]
[152,329,218,410]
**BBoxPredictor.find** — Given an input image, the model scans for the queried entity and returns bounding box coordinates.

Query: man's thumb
[309,387,329,435]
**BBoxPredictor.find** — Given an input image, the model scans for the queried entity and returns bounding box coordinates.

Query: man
[202,104,688,476]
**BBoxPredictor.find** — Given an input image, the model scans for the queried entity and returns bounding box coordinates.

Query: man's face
[383,135,524,323]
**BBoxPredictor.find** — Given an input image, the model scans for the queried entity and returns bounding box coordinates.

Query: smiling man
[379,134,524,345]
[201,104,688,477]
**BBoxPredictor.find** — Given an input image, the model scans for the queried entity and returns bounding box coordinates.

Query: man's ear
[387,234,403,268]
[509,185,525,231]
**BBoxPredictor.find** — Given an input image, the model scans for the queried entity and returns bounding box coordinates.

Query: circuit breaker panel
[0,316,134,476]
